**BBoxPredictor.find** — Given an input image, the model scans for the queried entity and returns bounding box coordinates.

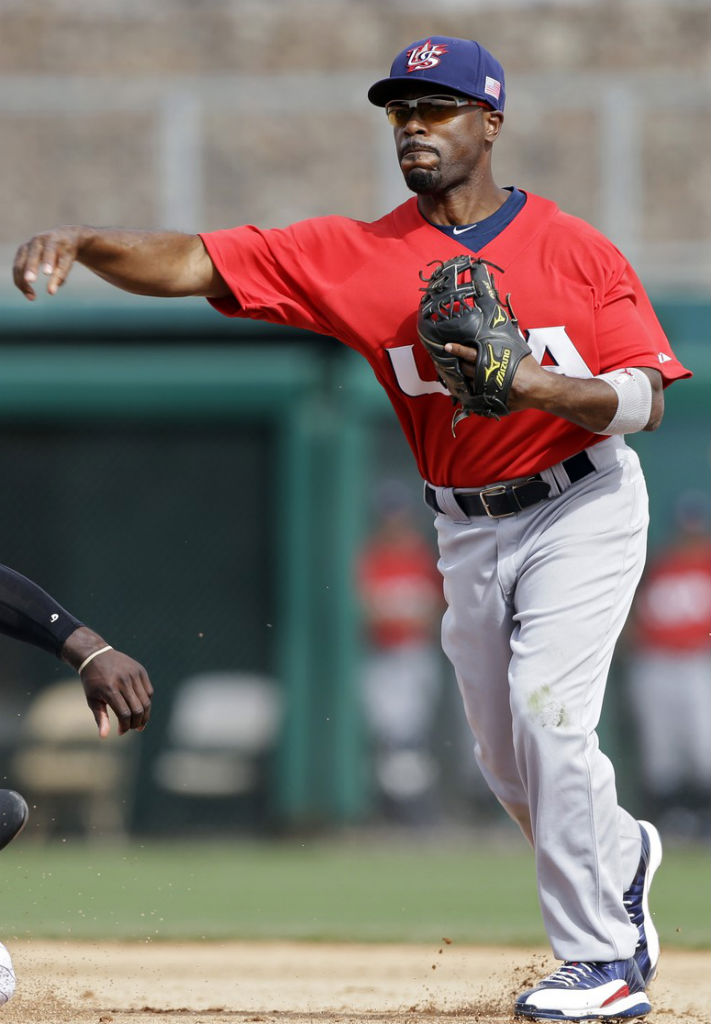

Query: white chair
[152,671,283,800]
[12,678,136,840]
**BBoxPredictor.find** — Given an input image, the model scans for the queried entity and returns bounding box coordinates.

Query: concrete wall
[1,0,708,292]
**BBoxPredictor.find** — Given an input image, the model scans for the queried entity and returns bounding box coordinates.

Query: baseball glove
[417,256,531,433]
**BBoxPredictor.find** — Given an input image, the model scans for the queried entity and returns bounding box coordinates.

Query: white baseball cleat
[515,958,650,1020]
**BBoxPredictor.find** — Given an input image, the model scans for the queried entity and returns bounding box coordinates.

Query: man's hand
[61,626,153,738]
[13,226,85,300]
[13,226,228,300]
[442,344,549,413]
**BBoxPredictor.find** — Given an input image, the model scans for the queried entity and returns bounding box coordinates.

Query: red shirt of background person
[356,500,442,650]
[632,509,711,654]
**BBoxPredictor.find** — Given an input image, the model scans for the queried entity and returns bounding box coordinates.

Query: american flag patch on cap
[484,76,501,99]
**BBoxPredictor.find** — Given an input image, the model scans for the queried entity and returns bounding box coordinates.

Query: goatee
[406,168,440,194]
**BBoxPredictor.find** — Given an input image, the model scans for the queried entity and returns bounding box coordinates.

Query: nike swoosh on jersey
[452,224,478,235]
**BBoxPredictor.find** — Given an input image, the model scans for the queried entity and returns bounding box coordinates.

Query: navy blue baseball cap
[368,36,505,112]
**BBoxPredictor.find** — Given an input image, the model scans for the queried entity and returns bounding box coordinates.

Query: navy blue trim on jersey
[429,187,527,252]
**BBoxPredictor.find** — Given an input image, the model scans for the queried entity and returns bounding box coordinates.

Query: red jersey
[357,531,442,649]
[200,193,690,487]
[633,540,711,653]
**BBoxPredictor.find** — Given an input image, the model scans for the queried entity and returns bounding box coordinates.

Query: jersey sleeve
[0,564,83,656]
[595,256,691,386]
[200,221,341,337]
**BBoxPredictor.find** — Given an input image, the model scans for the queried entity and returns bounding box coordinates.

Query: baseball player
[13,35,689,1020]
[0,561,153,1002]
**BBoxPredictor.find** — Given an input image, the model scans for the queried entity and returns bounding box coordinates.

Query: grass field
[0,832,706,949]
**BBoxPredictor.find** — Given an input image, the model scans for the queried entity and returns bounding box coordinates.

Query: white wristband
[77,645,113,674]
[594,367,652,435]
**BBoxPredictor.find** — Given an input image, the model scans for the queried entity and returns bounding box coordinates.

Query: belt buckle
[479,484,515,519]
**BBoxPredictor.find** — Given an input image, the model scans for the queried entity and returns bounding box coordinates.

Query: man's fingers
[88,686,132,736]
[132,669,154,705]
[123,686,150,732]
[109,691,134,735]
[444,342,477,361]
[40,241,58,290]
[47,246,77,295]
[81,653,153,735]
[13,230,79,299]
[39,241,57,275]
[21,237,46,285]
[444,343,477,379]
[89,701,112,739]
[130,674,152,730]
[141,669,155,701]
[109,672,153,732]
[13,243,37,299]
[110,676,153,733]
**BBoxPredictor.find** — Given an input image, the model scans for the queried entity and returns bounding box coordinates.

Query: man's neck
[417,181,509,227]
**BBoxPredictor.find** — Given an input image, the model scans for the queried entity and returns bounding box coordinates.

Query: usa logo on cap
[367,36,506,111]
[406,40,448,72]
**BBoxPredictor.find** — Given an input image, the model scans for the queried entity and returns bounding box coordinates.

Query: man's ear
[484,110,504,141]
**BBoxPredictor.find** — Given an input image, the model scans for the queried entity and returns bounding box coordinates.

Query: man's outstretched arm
[13,226,229,300]
[0,563,153,738]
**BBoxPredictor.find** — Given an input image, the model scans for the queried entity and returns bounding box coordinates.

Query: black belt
[424,450,595,520]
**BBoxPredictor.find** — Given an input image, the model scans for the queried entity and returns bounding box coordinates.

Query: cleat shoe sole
[515,991,651,1020]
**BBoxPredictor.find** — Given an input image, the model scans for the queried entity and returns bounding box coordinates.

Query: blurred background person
[356,481,444,825]
[625,491,711,836]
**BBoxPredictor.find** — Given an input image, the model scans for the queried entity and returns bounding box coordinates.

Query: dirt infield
[2,941,708,1023]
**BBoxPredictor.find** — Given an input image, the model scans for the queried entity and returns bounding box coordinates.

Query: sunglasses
[385,94,491,127]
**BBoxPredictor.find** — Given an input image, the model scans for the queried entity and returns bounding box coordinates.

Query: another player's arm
[444,345,664,433]
[0,564,153,737]
[13,227,229,301]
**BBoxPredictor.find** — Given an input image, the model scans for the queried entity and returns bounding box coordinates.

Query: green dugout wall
[0,295,706,830]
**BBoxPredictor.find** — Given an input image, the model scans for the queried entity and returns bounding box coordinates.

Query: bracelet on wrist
[77,645,113,674]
